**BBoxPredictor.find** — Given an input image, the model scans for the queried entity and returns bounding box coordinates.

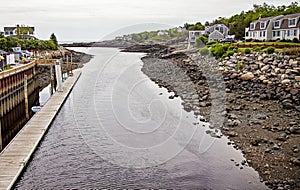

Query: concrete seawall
[0,70,81,190]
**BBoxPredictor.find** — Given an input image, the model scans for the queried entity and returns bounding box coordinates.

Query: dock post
[0,118,2,151]
[50,64,54,95]
[55,60,63,92]
[24,74,29,120]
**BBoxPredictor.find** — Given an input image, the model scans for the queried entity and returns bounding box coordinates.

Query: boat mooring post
[50,63,54,95]
[55,59,63,92]
[0,118,2,151]
[24,74,29,120]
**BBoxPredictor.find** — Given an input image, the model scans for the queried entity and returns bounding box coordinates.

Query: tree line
[0,33,58,52]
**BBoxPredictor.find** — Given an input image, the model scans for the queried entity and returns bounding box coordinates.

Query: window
[274,21,280,28]
[220,27,224,34]
[287,30,290,36]
[263,31,266,37]
[277,31,281,37]
[289,18,296,27]
[260,31,262,37]
[260,22,265,29]
[250,23,255,30]
[294,30,297,36]
[10,31,13,35]
[273,31,281,37]
[5,32,8,35]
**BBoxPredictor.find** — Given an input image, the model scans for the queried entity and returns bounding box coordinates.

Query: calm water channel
[15,47,268,189]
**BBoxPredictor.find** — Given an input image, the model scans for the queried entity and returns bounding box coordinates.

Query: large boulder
[240,72,255,80]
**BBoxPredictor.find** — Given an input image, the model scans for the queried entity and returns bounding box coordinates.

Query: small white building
[157,30,168,36]
[188,30,206,43]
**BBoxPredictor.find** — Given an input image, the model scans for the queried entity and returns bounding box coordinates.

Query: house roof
[208,30,224,38]
[256,15,281,22]
[0,50,7,54]
[252,20,270,31]
[4,26,35,32]
[250,13,300,31]
[4,27,16,31]
[273,13,300,29]
[282,13,300,19]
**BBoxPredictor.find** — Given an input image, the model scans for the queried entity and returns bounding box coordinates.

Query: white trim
[274,20,281,28]
[288,18,297,27]
[260,22,266,29]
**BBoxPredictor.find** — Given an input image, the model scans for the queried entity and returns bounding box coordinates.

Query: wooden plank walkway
[0,71,82,190]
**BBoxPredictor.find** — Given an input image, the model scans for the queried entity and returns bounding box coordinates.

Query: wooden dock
[0,71,82,190]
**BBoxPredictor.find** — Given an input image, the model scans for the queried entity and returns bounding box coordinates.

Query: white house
[188,23,230,46]
[188,30,206,43]
[245,13,300,41]
[157,30,168,36]
[4,25,35,39]
[206,23,229,41]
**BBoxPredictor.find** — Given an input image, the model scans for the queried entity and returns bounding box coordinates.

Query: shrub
[282,47,300,56]
[198,35,208,45]
[266,46,275,54]
[202,34,209,38]
[210,43,225,58]
[222,43,230,51]
[206,41,217,46]
[244,48,251,54]
[196,36,207,47]
[252,46,264,52]
[223,50,235,58]
[228,46,238,51]
[292,38,299,43]
[199,47,210,56]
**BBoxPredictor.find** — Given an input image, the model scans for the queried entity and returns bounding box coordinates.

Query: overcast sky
[0,0,296,42]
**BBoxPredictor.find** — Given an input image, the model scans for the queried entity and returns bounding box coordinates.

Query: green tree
[50,33,58,47]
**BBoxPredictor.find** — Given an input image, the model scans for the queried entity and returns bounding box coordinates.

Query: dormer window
[288,18,296,27]
[250,23,255,30]
[274,21,280,28]
[260,22,266,29]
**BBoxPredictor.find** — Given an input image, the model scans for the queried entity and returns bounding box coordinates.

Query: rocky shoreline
[124,44,300,189]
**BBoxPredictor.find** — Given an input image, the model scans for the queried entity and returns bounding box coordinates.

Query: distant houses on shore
[188,13,300,45]
[3,25,36,39]
[0,24,38,70]
[245,13,300,41]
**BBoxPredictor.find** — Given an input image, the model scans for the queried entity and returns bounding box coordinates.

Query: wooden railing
[0,60,37,80]
[38,59,59,65]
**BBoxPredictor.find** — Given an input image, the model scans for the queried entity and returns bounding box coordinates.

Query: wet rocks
[137,44,300,190]
[290,157,300,166]
[240,72,255,80]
